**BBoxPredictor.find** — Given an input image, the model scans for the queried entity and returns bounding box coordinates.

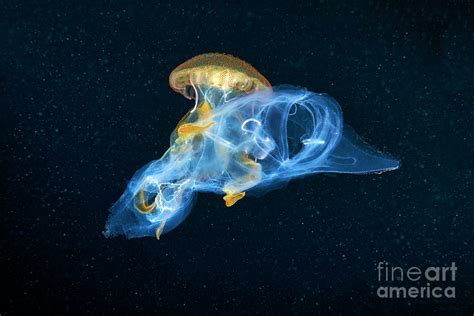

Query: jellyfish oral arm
[104,87,399,239]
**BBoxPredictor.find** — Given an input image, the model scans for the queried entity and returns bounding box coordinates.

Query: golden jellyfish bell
[169,53,272,100]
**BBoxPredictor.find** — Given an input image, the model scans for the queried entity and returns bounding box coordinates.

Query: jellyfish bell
[169,53,272,109]
[168,53,273,146]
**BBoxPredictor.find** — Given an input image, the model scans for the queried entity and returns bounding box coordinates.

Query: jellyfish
[104,53,399,239]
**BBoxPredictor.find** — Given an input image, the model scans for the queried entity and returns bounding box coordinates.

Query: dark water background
[1,0,473,314]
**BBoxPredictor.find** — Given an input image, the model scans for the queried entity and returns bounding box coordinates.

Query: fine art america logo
[376,261,457,299]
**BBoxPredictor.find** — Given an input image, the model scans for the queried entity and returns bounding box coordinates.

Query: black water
[1,1,473,314]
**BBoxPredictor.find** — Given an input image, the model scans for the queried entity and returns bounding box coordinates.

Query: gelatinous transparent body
[104,53,399,239]
[104,86,399,239]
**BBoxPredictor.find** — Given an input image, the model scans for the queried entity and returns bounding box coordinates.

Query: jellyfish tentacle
[133,186,157,214]
[177,121,215,139]
[189,79,199,113]
[223,190,246,207]
[155,217,168,240]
